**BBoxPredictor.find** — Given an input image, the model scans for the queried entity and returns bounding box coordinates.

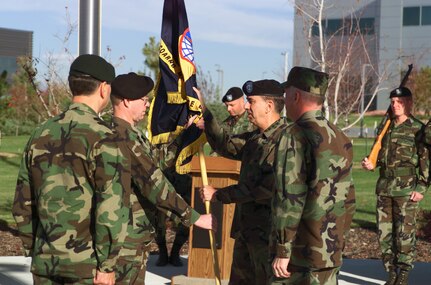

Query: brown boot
[384,270,397,285]
[395,270,410,285]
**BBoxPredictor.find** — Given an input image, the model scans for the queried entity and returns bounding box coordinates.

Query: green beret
[242,79,284,97]
[222,87,243,102]
[111,72,154,100]
[390,87,412,98]
[69,54,115,83]
[281,66,328,97]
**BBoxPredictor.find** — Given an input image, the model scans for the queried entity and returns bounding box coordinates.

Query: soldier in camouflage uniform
[110,72,216,284]
[207,87,255,157]
[220,87,256,135]
[196,80,287,285]
[362,87,429,285]
[272,66,356,285]
[12,54,128,285]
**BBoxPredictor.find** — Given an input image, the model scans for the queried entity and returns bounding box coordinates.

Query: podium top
[190,156,241,175]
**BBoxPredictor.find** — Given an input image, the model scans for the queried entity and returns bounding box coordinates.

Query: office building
[0,27,33,82]
[293,0,431,110]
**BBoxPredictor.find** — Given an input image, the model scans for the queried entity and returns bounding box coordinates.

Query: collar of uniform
[112,116,132,129]
[297,109,325,122]
[392,115,414,128]
[405,115,415,126]
[231,111,247,123]
[68,102,99,116]
[111,116,134,141]
[261,118,284,139]
[112,116,147,145]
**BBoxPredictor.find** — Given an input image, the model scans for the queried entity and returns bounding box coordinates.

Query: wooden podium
[187,155,241,280]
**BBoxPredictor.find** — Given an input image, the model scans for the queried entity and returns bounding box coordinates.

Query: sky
[0,0,294,95]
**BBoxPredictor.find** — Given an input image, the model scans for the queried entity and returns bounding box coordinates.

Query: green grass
[0,135,28,225]
[2,135,431,230]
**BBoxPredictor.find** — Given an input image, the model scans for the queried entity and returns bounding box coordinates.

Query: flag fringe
[175,132,207,174]
[150,126,184,145]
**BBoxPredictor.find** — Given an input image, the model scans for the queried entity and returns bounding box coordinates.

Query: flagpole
[198,147,222,285]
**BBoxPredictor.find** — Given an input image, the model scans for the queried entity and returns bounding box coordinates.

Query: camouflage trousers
[229,235,271,285]
[33,274,94,285]
[270,266,339,285]
[115,249,150,285]
[377,195,419,272]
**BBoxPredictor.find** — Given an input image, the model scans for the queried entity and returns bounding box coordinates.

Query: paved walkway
[1,255,430,285]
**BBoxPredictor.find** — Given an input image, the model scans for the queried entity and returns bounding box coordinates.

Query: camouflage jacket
[376,115,429,196]
[424,119,431,146]
[111,117,199,252]
[220,111,256,135]
[203,109,287,243]
[209,111,255,156]
[12,103,129,278]
[273,110,355,269]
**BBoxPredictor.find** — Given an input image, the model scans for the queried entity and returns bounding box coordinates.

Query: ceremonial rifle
[367,64,413,168]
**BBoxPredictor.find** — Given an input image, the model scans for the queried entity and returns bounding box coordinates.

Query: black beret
[111,72,154,100]
[242,79,284,97]
[390,87,412,98]
[222,87,243,102]
[69,54,115,83]
[281,66,329,97]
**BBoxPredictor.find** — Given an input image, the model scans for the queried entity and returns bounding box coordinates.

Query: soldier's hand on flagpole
[195,117,205,130]
[200,185,217,202]
[194,213,217,232]
[193,87,206,112]
[186,115,199,128]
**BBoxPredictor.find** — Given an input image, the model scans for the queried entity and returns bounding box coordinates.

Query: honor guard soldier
[221,87,256,135]
[362,86,429,285]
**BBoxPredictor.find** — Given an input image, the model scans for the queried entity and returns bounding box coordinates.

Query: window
[359,18,375,34]
[422,6,431,25]
[312,17,376,37]
[403,7,420,26]
[312,22,320,36]
[326,19,343,35]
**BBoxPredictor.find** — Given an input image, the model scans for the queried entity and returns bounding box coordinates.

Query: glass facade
[422,6,431,25]
[403,6,420,26]
[312,18,375,36]
[358,18,375,34]
[0,56,18,82]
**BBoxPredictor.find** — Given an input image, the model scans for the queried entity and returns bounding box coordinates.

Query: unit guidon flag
[147,0,206,173]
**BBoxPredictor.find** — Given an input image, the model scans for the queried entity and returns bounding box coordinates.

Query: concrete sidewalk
[1,255,430,285]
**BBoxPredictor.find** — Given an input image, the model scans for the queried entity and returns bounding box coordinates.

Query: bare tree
[17,6,126,121]
[292,0,396,129]
[196,66,217,103]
